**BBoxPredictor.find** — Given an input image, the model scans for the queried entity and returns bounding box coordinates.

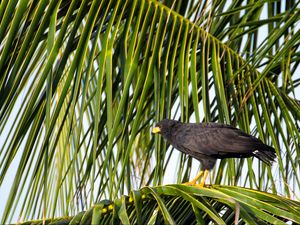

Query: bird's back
[168,122,276,164]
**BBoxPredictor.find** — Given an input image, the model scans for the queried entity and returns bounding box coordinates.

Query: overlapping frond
[0,0,299,222]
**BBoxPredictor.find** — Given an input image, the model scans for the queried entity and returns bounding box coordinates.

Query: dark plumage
[152,119,276,186]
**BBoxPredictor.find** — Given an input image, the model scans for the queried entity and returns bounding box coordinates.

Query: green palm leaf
[0,0,299,223]
[17,186,300,224]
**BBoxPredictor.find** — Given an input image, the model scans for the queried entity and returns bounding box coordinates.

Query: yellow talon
[183,170,209,187]
[195,170,209,187]
[183,180,197,186]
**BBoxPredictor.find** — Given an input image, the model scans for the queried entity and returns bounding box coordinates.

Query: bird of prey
[152,119,276,187]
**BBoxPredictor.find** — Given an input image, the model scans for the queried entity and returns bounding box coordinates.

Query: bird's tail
[253,144,276,165]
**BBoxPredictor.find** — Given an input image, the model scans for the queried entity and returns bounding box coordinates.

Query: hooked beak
[152,126,161,134]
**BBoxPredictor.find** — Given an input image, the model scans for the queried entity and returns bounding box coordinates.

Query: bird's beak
[152,126,161,134]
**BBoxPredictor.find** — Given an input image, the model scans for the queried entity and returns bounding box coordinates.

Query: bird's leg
[183,170,203,186]
[196,169,209,187]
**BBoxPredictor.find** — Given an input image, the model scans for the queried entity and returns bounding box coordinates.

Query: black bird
[152,119,276,187]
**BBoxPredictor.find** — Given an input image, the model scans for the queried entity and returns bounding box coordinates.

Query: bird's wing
[172,123,259,157]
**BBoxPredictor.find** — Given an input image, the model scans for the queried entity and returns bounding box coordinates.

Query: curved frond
[0,0,299,222]
[17,186,300,224]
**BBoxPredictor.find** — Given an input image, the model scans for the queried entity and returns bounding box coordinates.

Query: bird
[152,119,276,187]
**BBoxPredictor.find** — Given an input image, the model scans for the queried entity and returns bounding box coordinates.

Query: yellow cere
[152,127,161,133]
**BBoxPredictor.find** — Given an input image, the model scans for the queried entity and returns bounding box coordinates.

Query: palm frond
[0,0,299,222]
[17,186,300,224]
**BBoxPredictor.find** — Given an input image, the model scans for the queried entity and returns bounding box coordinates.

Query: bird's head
[152,119,178,138]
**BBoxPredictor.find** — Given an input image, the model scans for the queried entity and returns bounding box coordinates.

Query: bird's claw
[181,170,209,188]
[183,181,197,186]
[194,181,205,188]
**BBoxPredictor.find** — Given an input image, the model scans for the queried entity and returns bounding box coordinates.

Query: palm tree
[0,0,300,224]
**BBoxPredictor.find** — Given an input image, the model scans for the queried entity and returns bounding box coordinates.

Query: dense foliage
[0,0,299,223]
